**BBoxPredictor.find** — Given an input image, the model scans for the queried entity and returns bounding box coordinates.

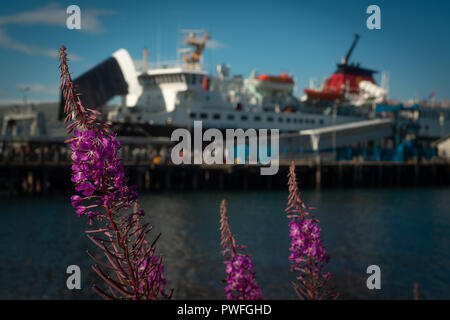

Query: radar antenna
[180,29,210,69]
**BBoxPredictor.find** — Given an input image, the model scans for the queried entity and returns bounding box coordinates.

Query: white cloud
[0,27,61,59]
[206,39,227,50]
[79,8,118,34]
[0,3,116,59]
[0,3,116,34]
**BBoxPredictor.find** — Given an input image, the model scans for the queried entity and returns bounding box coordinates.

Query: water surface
[0,188,449,299]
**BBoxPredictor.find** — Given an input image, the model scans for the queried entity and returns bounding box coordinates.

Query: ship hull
[109,107,366,138]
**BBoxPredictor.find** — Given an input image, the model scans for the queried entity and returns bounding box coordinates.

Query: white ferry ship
[105,31,371,136]
[3,31,448,141]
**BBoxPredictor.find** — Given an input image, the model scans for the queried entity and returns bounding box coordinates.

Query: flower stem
[105,204,140,299]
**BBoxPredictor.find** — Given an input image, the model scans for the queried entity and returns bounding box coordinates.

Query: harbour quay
[0,136,449,194]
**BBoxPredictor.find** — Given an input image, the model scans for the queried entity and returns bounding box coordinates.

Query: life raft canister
[203,76,210,91]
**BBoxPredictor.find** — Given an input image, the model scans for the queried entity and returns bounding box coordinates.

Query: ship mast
[342,34,360,65]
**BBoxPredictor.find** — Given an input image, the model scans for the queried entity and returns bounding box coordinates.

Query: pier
[1,136,449,194]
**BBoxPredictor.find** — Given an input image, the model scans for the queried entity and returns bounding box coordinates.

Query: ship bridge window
[254,116,261,121]
[278,117,283,123]
[298,118,303,124]
[241,115,248,121]
[286,118,291,123]
[311,119,315,124]
[227,114,235,120]
[141,76,156,86]
[189,112,197,119]
[200,113,208,119]
[154,76,162,84]
[185,74,203,85]
[168,75,176,82]
[267,116,274,122]
[184,74,191,84]
[185,73,199,85]
[213,114,221,120]
[319,119,324,125]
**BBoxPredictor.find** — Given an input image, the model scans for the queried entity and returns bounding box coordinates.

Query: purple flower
[68,128,137,215]
[220,200,263,300]
[76,182,95,196]
[287,218,329,278]
[225,255,263,300]
[76,206,87,216]
[86,211,101,219]
[71,195,83,207]
[286,162,337,299]
[59,45,170,300]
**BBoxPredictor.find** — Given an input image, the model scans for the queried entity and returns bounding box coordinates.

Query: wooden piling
[337,163,343,187]
[431,163,437,185]
[414,163,419,186]
[219,172,224,190]
[192,171,198,191]
[243,171,249,190]
[145,170,150,190]
[165,169,171,191]
[396,165,402,186]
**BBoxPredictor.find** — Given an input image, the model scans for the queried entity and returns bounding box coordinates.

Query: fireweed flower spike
[220,200,263,300]
[286,162,338,300]
[59,45,171,300]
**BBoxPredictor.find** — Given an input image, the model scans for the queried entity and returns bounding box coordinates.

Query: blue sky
[0,0,449,105]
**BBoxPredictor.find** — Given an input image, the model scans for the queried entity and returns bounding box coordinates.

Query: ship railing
[146,60,182,69]
[144,60,203,71]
